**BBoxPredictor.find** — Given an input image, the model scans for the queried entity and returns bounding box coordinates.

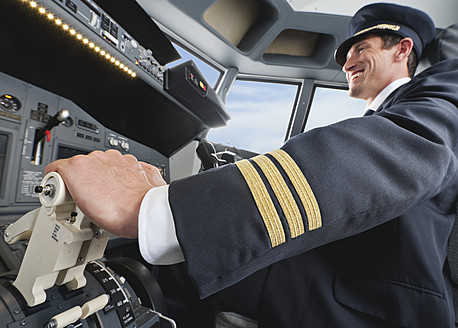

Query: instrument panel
[0,0,228,158]
[0,70,169,219]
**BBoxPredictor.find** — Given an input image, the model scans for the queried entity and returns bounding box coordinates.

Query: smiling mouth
[350,70,364,82]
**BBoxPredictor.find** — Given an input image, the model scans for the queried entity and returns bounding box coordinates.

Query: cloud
[208,81,298,151]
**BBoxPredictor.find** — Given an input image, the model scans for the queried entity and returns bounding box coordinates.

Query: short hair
[379,33,418,77]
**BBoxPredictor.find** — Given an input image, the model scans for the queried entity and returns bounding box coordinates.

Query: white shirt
[138,77,411,265]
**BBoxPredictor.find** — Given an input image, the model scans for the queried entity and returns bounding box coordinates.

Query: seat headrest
[416,23,458,74]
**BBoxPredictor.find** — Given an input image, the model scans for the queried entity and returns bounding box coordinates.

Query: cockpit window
[304,86,366,131]
[169,43,221,88]
[207,80,299,154]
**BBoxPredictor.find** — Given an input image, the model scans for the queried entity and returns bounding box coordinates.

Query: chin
[348,87,360,99]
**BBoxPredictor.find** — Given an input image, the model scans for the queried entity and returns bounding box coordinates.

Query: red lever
[45,130,51,142]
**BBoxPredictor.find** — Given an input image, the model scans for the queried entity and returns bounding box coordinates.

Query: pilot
[45,3,458,327]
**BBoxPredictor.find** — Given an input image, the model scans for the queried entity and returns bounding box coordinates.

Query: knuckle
[124,154,137,161]
[105,149,121,155]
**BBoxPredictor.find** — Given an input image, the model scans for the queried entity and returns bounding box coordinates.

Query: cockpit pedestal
[0,173,176,328]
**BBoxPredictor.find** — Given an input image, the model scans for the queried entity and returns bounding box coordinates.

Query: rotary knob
[120,141,129,151]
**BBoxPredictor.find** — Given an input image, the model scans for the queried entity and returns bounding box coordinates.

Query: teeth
[351,72,362,81]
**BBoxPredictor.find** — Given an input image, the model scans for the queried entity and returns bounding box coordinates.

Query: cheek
[365,57,386,79]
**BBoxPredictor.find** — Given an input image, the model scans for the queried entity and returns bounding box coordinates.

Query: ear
[395,37,414,62]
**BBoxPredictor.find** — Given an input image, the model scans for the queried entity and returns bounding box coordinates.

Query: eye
[358,46,365,53]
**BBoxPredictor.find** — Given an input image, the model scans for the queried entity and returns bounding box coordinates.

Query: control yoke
[3,172,110,307]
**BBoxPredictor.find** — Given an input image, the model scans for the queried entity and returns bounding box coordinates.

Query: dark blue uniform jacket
[169,58,458,327]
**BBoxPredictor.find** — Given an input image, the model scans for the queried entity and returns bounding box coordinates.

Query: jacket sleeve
[168,58,458,299]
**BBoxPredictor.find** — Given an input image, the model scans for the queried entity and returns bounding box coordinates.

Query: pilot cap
[335,3,436,66]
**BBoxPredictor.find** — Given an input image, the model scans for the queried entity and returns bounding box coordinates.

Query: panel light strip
[22,0,137,78]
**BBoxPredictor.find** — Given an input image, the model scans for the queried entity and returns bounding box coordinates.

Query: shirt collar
[366,77,411,111]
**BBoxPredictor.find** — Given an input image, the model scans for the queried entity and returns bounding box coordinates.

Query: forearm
[169,83,458,298]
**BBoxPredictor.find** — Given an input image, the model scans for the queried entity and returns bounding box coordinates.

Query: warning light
[199,81,207,92]
[5,95,12,99]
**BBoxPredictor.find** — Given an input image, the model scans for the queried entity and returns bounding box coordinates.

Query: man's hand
[45,150,166,238]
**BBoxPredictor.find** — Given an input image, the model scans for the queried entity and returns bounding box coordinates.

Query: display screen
[56,145,90,160]
[0,133,8,191]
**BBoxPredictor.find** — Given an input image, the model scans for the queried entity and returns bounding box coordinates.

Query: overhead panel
[263,28,337,68]
[265,29,318,57]
[203,0,278,52]
[204,0,260,47]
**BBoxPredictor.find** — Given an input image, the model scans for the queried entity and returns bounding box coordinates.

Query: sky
[207,81,297,153]
[306,87,366,131]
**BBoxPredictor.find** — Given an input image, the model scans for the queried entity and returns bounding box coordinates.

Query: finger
[45,155,83,175]
[123,154,143,168]
[90,151,142,170]
[140,162,167,187]
[88,149,120,163]
[45,158,67,174]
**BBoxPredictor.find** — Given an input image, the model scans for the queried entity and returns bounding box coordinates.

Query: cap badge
[354,24,401,37]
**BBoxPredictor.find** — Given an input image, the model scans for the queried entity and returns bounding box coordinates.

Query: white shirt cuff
[138,185,184,265]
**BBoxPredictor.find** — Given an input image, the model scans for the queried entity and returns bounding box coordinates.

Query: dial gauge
[0,94,21,112]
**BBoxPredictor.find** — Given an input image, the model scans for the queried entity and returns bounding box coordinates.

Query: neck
[365,76,411,110]
[365,68,410,105]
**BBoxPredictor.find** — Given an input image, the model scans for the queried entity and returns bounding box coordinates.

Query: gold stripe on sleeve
[252,155,304,238]
[269,149,322,231]
[235,159,286,247]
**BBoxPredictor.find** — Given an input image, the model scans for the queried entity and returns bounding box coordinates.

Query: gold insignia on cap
[269,149,322,231]
[235,159,286,247]
[354,24,400,37]
[252,155,304,238]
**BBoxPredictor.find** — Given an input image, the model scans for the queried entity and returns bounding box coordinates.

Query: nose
[342,54,356,73]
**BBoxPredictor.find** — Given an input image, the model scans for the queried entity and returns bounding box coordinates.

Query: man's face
[343,35,398,103]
